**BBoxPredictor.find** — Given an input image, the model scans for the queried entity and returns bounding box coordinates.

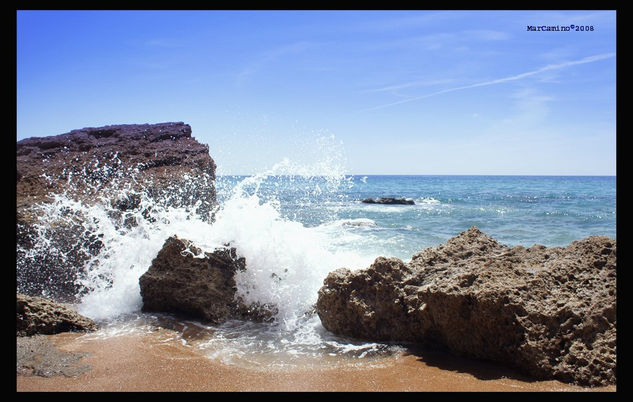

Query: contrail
[361,78,456,94]
[362,52,615,112]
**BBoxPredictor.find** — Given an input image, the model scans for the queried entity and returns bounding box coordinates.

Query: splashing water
[210,157,370,330]
[17,134,616,369]
[16,134,394,368]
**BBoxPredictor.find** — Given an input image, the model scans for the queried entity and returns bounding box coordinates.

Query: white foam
[320,218,377,229]
[357,204,412,213]
[19,134,374,328]
[18,134,401,363]
[416,197,441,205]
[203,160,373,329]
[209,192,342,327]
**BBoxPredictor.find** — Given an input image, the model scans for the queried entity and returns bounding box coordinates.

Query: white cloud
[361,52,615,111]
[498,87,555,128]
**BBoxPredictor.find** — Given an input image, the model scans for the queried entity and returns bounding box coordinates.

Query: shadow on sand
[398,342,540,383]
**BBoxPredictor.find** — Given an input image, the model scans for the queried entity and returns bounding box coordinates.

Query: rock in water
[16,122,217,301]
[362,197,415,205]
[139,236,275,324]
[17,294,97,336]
[316,227,616,386]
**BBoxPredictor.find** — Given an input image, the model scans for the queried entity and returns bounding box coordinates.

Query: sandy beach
[16,327,616,392]
[16,8,618,395]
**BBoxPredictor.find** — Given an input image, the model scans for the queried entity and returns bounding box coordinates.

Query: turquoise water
[216,175,616,261]
[21,172,616,368]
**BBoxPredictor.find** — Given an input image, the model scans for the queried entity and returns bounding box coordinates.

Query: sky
[16,10,617,175]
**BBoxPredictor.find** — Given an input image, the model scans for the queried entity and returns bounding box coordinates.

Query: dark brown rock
[16,122,217,302]
[16,122,216,215]
[139,236,275,324]
[362,197,415,205]
[316,227,616,386]
[17,294,97,336]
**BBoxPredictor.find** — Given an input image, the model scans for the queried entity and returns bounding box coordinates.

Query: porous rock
[16,122,216,212]
[316,226,616,386]
[16,122,217,301]
[17,293,97,337]
[139,236,275,324]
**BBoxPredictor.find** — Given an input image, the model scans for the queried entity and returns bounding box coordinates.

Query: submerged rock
[16,122,217,301]
[17,335,92,377]
[362,197,415,205]
[316,227,616,386]
[17,294,97,337]
[139,236,275,324]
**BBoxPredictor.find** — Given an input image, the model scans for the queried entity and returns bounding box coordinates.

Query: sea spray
[16,142,617,369]
[17,134,372,324]
[206,157,370,330]
[16,134,409,367]
[18,180,216,320]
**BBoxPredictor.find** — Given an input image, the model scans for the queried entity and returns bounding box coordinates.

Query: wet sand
[16,329,616,392]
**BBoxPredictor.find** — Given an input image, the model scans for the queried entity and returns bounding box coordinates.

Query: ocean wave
[416,197,441,205]
[322,218,378,228]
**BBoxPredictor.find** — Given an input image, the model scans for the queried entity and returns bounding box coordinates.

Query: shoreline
[16,329,616,392]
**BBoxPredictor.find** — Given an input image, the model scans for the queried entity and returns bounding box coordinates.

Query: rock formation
[16,122,216,301]
[17,294,97,336]
[17,121,215,217]
[139,236,275,324]
[316,227,616,386]
[362,197,415,205]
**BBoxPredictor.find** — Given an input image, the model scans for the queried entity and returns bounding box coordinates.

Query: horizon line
[216,173,616,177]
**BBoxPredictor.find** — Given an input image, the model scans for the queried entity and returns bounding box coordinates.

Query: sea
[17,155,617,370]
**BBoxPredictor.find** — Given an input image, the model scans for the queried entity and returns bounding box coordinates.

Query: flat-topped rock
[16,122,217,302]
[16,122,215,209]
[17,294,97,336]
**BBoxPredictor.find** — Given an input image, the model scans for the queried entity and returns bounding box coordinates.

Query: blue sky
[16,10,616,175]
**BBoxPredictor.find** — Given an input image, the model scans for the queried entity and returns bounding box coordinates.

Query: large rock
[139,236,275,324]
[16,122,217,301]
[316,227,616,386]
[17,293,97,336]
[17,122,216,219]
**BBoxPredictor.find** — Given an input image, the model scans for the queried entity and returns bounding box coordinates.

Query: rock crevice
[316,226,616,386]
[139,236,275,324]
[17,294,97,337]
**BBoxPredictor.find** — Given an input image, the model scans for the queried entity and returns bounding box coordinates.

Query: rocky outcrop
[139,236,275,324]
[362,197,415,205]
[17,122,216,219]
[17,294,97,337]
[16,122,216,301]
[316,227,616,386]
